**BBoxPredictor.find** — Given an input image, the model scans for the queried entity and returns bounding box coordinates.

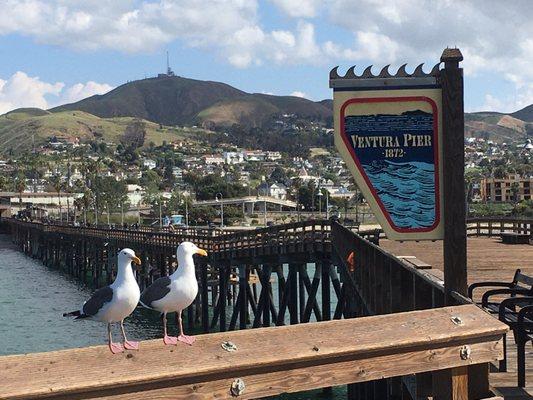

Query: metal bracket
[230,378,245,396]
[222,341,238,352]
[451,316,463,326]
[460,345,471,360]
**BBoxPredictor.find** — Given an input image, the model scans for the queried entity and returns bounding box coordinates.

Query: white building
[244,150,266,162]
[143,159,157,169]
[204,155,225,165]
[127,184,144,206]
[223,151,245,164]
[257,182,288,200]
[266,151,282,161]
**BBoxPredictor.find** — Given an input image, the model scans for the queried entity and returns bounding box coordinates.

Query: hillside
[511,104,533,122]
[0,74,531,151]
[51,75,332,127]
[0,109,198,154]
[465,110,532,143]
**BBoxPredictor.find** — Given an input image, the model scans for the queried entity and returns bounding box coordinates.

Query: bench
[468,269,533,372]
[515,305,533,387]
[501,232,530,244]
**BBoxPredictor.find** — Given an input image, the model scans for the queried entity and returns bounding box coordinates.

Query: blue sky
[0,0,531,115]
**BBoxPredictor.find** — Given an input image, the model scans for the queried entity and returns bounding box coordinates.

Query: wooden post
[441,48,467,303]
[432,366,468,400]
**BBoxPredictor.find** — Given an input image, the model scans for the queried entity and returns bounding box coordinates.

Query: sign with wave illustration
[331,68,443,240]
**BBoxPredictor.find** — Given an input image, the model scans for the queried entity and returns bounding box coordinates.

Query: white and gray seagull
[63,248,141,354]
[140,242,207,346]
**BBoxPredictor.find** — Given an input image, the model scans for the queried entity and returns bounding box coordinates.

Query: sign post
[330,48,467,299]
[440,48,467,302]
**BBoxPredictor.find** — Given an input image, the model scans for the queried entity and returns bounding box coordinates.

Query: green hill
[0,109,197,154]
[50,75,332,127]
[511,104,533,122]
[1,74,531,152]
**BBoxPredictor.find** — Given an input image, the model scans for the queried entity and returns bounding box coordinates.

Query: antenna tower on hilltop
[166,51,175,76]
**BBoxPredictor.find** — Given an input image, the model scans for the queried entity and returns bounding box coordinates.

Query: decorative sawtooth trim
[329,62,441,80]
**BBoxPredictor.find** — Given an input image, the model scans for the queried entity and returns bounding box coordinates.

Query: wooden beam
[432,366,468,400]
[441,48,468,303]
[0,305,506,400]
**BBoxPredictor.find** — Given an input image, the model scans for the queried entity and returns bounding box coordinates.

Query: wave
[363,160,436,229]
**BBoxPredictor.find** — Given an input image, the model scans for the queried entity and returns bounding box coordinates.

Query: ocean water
[363,159,436,229]
[0,235,345,399]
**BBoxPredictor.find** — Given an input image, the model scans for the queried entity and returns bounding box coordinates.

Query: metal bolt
[230,378,245,396]
[460,345,471,360]
[451,316,463,326]
[222,341,238,352]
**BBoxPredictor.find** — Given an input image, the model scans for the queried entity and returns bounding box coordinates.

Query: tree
[140,170,162,192]
[189,174,247,200]
[49,174,64,221]
[93,177,129,224]
[121,119,146,149]
[14,173,25,211]
[270,166,288,183]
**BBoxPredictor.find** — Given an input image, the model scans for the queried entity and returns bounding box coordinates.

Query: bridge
[192,195,297,214]
[2,216,532,399]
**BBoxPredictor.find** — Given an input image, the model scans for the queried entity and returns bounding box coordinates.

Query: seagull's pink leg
[108,323,124,354]
[120,321,139,350]
[162,312,178,345]
[177,310,195,346]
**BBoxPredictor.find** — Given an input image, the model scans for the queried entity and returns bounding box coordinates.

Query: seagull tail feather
[63,310,82,318]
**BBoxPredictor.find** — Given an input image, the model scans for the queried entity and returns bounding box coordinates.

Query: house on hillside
[143,159,157,169]
[203,154,224,165]
[257,182,288,200]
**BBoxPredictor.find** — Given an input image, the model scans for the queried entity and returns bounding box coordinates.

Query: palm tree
[14,174,26,214]
[49,174,63,222]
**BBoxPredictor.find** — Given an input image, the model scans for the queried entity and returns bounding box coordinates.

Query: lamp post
[184,196,189,228]
[135,188,141,225]
[159,196,163,229]
[318,190,323,218]
[325,190,329,220]
[215,192,224,228]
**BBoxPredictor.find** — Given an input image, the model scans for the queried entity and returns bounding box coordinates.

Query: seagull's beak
[195,248,208,257]
[131,256,142,265]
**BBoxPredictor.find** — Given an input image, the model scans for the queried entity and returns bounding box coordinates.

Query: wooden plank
[0,305,506,400]
[45,341,501,400]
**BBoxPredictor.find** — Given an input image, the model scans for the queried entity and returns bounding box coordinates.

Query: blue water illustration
[363,159,436,228]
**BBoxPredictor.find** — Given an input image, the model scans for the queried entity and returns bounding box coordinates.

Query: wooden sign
[330,65,444,240]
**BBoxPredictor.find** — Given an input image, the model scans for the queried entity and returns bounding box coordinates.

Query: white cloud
[0,0,329,68]
[475,85,533,113]
[0,71,113,115]
[61,81,114,104]
[290,91,307,98]
[269,0,320,18]
[0,1,531,109]
[325,0,533,111]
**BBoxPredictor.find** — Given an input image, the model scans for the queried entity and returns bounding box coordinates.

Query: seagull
[63,248,141,354]
[140,242,207,346]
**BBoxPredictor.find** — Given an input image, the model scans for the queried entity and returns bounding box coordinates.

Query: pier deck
[381,237,533,399]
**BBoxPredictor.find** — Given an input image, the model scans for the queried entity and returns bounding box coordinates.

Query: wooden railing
[332,222,453,317]
[0,305,506,400]
[467,217,533,237]
[6,219,341,333]
[330,223,491,399]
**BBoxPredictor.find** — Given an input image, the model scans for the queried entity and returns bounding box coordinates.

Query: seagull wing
[140,277,172,309]
[81,286,114,317]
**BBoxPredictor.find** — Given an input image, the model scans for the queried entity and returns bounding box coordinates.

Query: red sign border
[339,96,440,233]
